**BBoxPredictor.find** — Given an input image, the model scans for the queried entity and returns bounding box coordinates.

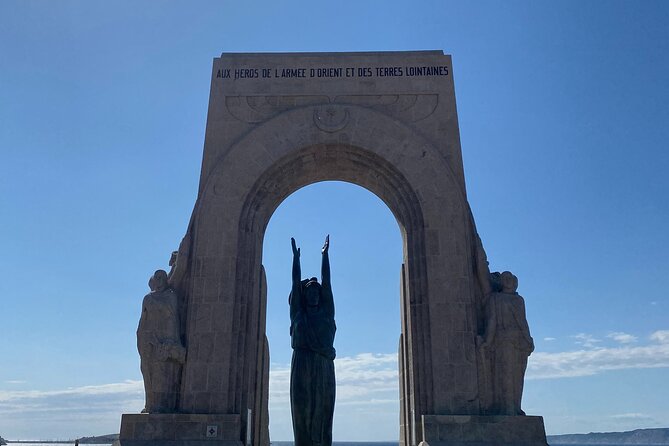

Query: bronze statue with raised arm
[289,235,336,446]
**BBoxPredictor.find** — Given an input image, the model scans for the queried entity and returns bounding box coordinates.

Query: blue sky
[1,0,668,441]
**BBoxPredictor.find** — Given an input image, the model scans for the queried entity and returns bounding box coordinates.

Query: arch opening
[262,181,403,441]
[228,143,434,446]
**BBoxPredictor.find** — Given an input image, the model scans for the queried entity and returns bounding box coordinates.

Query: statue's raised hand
[291,237,300,257]
[322,234,330,254]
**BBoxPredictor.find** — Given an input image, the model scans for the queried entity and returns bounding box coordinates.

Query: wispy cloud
[4,380,27,385]
[543,337,556,342]
[268,353,400,441]
[606,331,638,344]
[528,330,669,379]
[572,333,601,348]
[650,330,669,344]
[0,380,144,439]
[611,412,658,421]
[269,353,398,405]
[0,380,143,402]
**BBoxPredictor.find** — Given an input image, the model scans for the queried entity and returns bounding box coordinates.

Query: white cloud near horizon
[0,380,143,403]
[268,353,400,440]
[611,412,657,421]
[0,380,144,439]
[3,329,668,409]
[2,331,668,439]
[527,329,669,379]
[269,353,398,406]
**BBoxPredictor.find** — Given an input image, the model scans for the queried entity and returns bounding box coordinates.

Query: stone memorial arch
[120,51,547,446]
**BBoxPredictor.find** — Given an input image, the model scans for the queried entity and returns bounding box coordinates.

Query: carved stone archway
[119,51,547,446]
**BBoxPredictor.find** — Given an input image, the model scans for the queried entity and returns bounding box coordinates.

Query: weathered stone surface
[253,267,270,446]
[421,415,548,446]
[119,413,241,446]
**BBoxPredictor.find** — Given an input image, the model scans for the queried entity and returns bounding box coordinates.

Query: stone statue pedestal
[119,413,242,446]
[421,415,548,446]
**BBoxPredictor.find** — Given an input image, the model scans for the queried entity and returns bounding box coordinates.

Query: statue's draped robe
[290,281,336,446]
[485,292,533,415]
[137,288,183,413]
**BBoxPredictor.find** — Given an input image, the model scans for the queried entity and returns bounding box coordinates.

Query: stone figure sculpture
[289,235,336,446]
[137,269,186,413]
[477,271,534,416]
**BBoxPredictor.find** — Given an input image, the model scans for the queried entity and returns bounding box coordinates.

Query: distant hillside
[548,428,669,444]
[77,434,119,444]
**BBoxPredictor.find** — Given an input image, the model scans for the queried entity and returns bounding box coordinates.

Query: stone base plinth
[421,415,548,446]
[119,413,242,446]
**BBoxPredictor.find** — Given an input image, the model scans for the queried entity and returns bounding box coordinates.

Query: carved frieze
[225,94,438,125]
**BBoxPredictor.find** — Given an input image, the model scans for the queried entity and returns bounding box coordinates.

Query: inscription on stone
[216,64,449,80]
